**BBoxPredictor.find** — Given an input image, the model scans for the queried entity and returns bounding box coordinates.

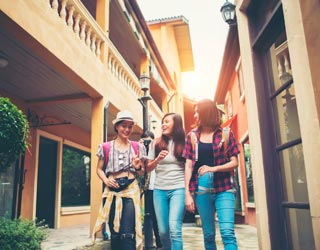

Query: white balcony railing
[47,0,106,60]
[275,42,292,83]
[107,39,143,97]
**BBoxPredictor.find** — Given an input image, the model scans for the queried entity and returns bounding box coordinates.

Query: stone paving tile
[42,223,259,250]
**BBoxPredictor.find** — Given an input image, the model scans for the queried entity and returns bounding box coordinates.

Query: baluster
[91,34,96,52]
[74,14,81,35]
[66,5,75,28]
[115,64,119,77]
[86,28,92,46]
[277,55,284,79]
[284,52,291,75]
[119,70,123,82]
[96,39,101,57]
[59,0,67,20]
[108,56,112,69]
[51,0,59,12]
[112,60,116,73]
[80,21,87,41]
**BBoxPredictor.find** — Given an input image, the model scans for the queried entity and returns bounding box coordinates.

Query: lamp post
[139,73,153,250]
[220,0,237,26]
[139,73,152,133]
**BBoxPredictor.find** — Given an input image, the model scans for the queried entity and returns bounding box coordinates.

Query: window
[61,145,91,207]
[233,167,242,212]
[236,59,245,100]
[267,31,314,250]
[225,91,233,119]
[0,162,16,218]
[243,140,254,203]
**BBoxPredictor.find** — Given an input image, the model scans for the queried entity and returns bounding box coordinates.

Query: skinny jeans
[195,172,237,250]
[153,188,185,250]
[109,197,136,250]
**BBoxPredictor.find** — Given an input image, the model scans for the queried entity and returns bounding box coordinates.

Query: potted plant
[0,97,29,172]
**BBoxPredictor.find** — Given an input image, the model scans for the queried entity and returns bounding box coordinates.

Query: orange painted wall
[224,67,256,226]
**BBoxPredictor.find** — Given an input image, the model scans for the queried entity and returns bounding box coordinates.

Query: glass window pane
[284,208,315,250]
[278,144,308,203]
[0,162,16,217]
[62,145,91,207]
[243,142,254,202]
[237,63,245,98]
[234,167,242,211]
[272,84,301,144]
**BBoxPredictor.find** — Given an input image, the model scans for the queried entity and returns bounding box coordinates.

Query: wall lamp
[220,0,237,26]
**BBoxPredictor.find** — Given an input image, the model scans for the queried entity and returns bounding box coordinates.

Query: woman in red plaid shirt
[183,99,240,250]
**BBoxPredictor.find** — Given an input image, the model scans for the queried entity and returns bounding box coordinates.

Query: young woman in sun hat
[92,110,146,250]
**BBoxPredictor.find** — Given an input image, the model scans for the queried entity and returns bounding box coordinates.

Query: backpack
[191,127,230,161]
[191,127,236,189]
[102,140,145,190]
[102,140,140,168]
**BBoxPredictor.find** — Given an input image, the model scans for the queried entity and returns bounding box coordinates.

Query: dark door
[36,137,57,228]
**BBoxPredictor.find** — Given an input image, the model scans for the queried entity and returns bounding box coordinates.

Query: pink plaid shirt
[182,127,240,193]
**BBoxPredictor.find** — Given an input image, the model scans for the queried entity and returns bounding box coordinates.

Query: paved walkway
[42,223,259,250]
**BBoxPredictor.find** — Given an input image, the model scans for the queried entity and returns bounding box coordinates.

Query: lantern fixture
[220,0,236,26]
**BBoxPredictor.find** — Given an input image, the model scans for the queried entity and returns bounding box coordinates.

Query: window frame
[61,140,91,210]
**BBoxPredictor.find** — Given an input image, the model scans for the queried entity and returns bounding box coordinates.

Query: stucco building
[227,0,320,249]
[0,0,193,236]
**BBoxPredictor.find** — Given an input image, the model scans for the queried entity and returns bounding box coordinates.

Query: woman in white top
[146,113,185,250]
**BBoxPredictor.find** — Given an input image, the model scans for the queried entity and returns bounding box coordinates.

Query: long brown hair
[155,113,185,162]
[194,99,221,131]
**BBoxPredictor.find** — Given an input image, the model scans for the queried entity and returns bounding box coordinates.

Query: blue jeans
[195,173,237,250]
[153,188,185,250]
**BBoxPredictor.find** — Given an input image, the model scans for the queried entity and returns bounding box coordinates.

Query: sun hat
[112,110,136,125]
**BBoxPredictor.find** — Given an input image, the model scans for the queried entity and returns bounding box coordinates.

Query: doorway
[36,136,58,228]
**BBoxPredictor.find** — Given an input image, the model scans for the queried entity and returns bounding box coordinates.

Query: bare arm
[146,150,168,172]
[96,158,118,189]
[96,158,108,185]
[185,159,195,213]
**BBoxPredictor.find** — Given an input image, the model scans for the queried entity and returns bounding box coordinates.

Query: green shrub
[0,216,48,250]
[0,97,30,172]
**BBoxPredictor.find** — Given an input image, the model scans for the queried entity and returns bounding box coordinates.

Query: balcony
[0,0,165,133]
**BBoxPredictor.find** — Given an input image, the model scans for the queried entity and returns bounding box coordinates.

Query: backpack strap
[131,141,140,156]
[221,127,231,157]
[103,141,139,163]
[102,142,111,166]
[221,127,236,181]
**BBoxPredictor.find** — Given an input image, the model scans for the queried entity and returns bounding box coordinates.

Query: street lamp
[151,119,157,131]
[139,73,152,133]
[220,0,236,26]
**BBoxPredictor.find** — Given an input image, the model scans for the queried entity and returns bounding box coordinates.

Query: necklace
[112,140,131,172]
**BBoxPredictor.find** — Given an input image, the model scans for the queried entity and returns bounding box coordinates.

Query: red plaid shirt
[182,127,240,193]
